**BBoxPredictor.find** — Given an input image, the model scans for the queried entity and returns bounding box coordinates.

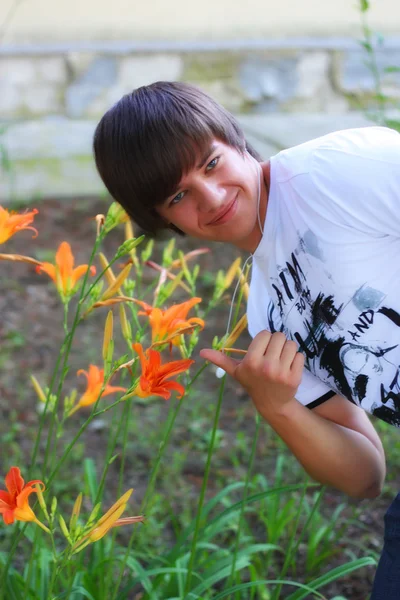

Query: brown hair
[93,81,261,236]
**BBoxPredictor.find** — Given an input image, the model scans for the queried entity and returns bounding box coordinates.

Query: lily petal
[5,467,24,499]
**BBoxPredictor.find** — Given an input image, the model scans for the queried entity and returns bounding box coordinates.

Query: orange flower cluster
[0,204,200,406]
[135,297,204,347]
[0,467,143,546]
[113,296,204,401]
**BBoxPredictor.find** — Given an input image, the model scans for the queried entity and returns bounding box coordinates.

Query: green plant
[359,0,400,131]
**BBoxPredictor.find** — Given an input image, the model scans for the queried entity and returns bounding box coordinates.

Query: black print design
[268,249,400,427]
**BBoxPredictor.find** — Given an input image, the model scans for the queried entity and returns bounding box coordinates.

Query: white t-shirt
[247,126,400,427]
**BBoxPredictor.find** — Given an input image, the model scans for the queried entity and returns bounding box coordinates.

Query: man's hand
[200,331,305,420]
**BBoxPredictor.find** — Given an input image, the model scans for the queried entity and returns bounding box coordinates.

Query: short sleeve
[295,368,336,409]
[310,127,400,238]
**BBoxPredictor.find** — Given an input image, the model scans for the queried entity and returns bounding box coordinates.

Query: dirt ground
[1,197,398,599]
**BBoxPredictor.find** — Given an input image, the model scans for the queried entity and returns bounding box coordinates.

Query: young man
[93,81,400,598]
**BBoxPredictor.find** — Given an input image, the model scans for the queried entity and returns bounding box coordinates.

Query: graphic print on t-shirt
[268,233,400,427]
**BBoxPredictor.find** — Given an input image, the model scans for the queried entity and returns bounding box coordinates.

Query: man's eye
[206,157,219,171]
[170,191,185,206]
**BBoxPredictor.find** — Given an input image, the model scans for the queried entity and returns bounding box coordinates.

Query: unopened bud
[115,236,144,259]
[35,483,50,520]
[31,375,46,403]
[101,264,132,301]
[50,496,58,520]
[103,311,114,363]
[98,253,116,286]
[59,515,72,543]
[119,304,132,341]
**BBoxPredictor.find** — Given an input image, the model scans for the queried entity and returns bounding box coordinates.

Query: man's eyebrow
[197,144,217,169]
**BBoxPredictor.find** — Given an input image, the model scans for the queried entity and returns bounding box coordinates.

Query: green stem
[0,522,26,598]
[117,401,131,494]
[94,407,125,506]
[184,376,225,598]
[272,482,309,600]
[360,10,386,123]
[142,398,183,512]
[92,397,126,417]
[64,561,80,599]
[103,400,132,599]
[79,250,123,306]
[29,338,68,473]
[22,527,41,597]
[289,486,326,563]
[63,301,69,336]
[47,561,64,598]
[228,414,260,597]
[110,390,190,600]
[45,387,111,487]
[43,237,104,477]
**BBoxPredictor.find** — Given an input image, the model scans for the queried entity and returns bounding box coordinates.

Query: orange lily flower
[69,365,126,416]
[130,343,194,400]
[36,241,96,297]
[135,297,204,347]
[0,467,47,530]
[72,489,144,553]
[0,206,38,244]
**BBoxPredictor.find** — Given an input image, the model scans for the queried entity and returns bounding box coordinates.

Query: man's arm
[200,331,386,499]
[266,394,386,499]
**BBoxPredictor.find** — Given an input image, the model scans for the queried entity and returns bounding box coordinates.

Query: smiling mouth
[208,196,238,225]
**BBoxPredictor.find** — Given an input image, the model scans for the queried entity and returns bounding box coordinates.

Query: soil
[0,197,397,600]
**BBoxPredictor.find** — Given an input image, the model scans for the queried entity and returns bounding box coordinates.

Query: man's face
[156,139,264,252]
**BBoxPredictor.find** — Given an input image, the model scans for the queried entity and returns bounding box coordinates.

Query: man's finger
[199,348,240,378]
[291,352,305,382]
[246,330,273,359]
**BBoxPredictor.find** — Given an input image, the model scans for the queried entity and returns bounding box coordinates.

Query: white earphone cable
[215,159,264,378]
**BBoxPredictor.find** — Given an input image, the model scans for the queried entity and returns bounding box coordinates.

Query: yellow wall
[1,0,398,44]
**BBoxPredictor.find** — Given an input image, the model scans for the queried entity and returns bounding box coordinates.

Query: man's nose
[197,181,225,212]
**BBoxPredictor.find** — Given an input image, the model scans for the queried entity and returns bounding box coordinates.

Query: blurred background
[0,0,399,202]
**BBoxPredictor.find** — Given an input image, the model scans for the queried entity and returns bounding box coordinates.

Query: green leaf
[84,458,98,503]
[385,119,400,132]
[121,555,158,598]
[285,557,376,600]
[170,482,315,562]
[117,567,194,600]
[190,556,250,597]
[53,587,96,600]
[38,548,52,599]
[360,0,369,12]
[212,579,327,600]
[384,66,400,73]
[359,40,372,52]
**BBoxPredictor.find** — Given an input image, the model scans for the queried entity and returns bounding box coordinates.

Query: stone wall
[2,42,400,119]
[1,40,399,202]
